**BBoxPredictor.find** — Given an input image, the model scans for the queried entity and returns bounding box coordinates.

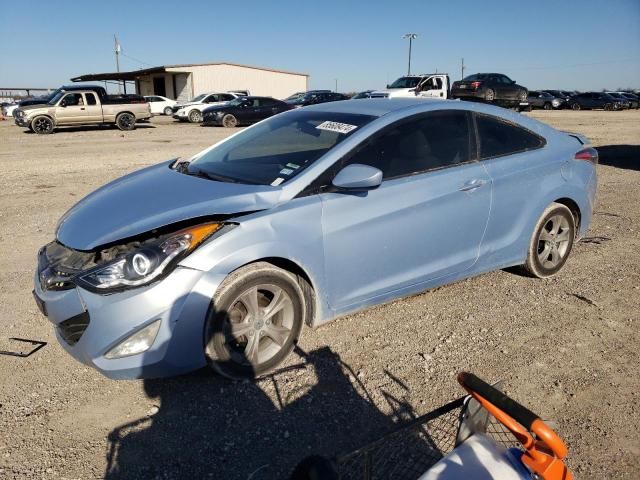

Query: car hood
[56,160,281,250]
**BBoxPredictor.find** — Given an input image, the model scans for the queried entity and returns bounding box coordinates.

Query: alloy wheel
[536,214,571,269]
[223,284,295,366]
[33,117,53,134]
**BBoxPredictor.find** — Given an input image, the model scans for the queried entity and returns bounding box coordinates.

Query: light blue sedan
[33,98,598,379]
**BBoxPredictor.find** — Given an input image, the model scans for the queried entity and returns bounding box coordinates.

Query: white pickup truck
[374,74,450,99]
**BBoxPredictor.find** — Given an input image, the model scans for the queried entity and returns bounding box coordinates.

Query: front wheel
[522,203,575,278]
[571,103,581,111]
[31,115,54,134]
[116,112,136,131]
[163,106,173,116]
[188,109,202,123]
[204,262,309,379]
[222,114,238,128]
[543,102,552,110]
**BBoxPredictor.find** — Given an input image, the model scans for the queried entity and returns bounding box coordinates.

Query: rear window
[476,114,545,160]
[188,110,375,185]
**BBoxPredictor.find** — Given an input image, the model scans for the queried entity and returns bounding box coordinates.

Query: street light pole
[402,33,418,75]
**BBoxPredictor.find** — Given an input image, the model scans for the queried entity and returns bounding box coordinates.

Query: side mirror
[332,164,382,191]
[386,84,390,89]
[511,80,517,84]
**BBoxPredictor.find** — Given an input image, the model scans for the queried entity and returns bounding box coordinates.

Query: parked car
[285,91,349,107]
[202,96,291,127]
[284,90,332,102]
[14,89,150,134]
[618,92,639,109]
[33,98,597,379]
[605,92,632,109]
[172,92,240,122]
[525,91,559,110]
[2,103,19,117]
[144,95,178,115]
[375,74,451,99]
[543,90,573,108]
[451,73,528,105]
[568,92,625,111]
[351,90,389,99]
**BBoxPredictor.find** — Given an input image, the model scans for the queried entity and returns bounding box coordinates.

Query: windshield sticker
[286,163,300,169]
[316,121,358,134]
[271,177,285,186]
[279,168,294,175]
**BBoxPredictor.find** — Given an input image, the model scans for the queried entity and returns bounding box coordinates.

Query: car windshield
[388,77,421,88]
[463,74,489,81]
[187,110,376,185]
[191,94,207,103]
[47,91,66,105]
[285,92,304,101]
[352,91,371,99]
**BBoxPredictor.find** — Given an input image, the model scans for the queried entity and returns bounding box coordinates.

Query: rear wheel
[31,115,54,134]
[604,104,612,111]
[543,102,552,110]
[484,88,495,102]
[518,90,528,102]
[188,109,202,123]
[571,103,581,111]
[116,112,136,131]
[204,262,309,379]
[222,114,238,128]
[522,203,575,278]
[163,106,173,116]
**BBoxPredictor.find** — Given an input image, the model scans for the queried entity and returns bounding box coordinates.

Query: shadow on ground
[22,123,155,134]
[104,346,430,479]
[596,145,640,171]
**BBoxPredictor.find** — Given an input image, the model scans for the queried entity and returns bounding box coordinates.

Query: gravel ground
[0,110,638,479]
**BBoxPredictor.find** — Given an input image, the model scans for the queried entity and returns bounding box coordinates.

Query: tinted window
[345,110,473,180]
[61,93,83,106]
[188,111,375,185]
[206,95,219,103]
[85,93,97,105]
[219,94,235,101]
[260,98,278,106]
[476,114,544,159]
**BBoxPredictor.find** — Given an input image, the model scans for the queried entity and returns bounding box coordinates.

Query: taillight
[470,81,482,89]
[574,147,598,164]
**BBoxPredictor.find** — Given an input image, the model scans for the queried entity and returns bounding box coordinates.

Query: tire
[31,115,54,134]
[204,262,310,379]
[571,103,581,111]
[543,102,552,110]
[519,90,528,102]
[484,88,495,102]
[604,104,612,111]
[522,203,575,278]
[188,109,202,123]
[116,112,136,131]
[163,106,173,116]
[222,114,238,128]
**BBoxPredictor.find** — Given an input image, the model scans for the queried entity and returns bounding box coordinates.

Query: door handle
[459,179,487,192]
[80,107,86,110]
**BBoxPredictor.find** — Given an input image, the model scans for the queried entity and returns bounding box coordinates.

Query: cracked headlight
[76,223,221,293]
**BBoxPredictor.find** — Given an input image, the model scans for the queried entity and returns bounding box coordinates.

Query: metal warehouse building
[71,62,309,101]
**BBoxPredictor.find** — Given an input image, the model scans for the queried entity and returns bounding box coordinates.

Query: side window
[61,93,83,106]
[206,95,219,103]
[475,114,545,160]
[219,94,235,101]
[85,93,97,105]
[344,110,474,180]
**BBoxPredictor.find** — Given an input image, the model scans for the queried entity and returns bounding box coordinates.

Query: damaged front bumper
[33,264,225,379]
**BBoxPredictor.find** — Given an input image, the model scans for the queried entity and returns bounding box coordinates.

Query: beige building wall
[168,64,308,100]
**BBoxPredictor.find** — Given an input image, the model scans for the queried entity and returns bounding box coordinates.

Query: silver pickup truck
[14,89,151,134]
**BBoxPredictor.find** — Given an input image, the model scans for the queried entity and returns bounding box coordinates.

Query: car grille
[57,311,90,346]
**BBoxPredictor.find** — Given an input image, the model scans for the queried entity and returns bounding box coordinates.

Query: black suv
[451,73,528,104]
[568,92,625,111]
[285,91,349,108]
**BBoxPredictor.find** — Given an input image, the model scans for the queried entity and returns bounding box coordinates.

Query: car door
[497,75,517,99]
[417,75,447,98]
[55,93,89,124]
[83,92,103,122]
[319,109,492,310]
[471,112,548,264]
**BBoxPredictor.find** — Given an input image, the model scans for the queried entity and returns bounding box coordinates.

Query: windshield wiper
[187,167,241,184]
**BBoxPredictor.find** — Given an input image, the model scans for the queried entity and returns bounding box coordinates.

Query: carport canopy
[70,67,168,83]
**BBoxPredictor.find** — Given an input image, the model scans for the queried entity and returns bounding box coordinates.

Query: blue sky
[1,0,638,92]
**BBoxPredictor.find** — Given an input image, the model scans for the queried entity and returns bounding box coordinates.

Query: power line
[120,52,155,68]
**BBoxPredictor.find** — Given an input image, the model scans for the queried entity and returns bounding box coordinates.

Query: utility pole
[402,33,418,76]
[335,78,338,92]
[461,57,465,80]
[114,35,122,93]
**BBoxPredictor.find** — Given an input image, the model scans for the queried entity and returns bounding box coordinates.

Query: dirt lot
[0,110,639,479]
